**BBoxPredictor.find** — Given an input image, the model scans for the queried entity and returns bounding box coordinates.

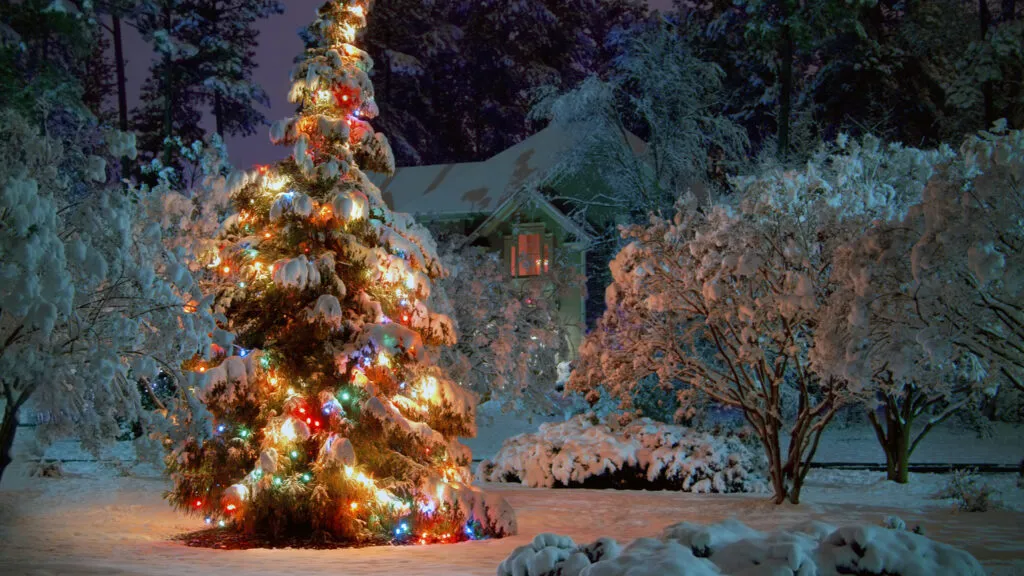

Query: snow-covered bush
[497,519,985,576]
[437,239,584,413]
[935,469,998,512]
[477,415,765,492]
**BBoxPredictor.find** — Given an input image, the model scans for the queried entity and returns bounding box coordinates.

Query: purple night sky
[122,0,674,170]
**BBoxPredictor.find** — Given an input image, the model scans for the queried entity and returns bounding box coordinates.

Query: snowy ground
[1,456,1022,576]
[1,414,1021,575]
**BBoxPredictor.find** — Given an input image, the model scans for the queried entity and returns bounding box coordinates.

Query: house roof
[368,123,646,218]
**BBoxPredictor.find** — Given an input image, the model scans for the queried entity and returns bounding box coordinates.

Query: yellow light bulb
[317,89,332,103]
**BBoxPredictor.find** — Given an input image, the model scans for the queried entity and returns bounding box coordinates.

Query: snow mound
[477,415,765,492]
[497,519,985,576]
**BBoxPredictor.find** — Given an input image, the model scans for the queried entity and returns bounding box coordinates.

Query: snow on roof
[369,124,646,217]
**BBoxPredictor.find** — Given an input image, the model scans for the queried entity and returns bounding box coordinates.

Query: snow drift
[477,415,765,492]
[497,518,985,576]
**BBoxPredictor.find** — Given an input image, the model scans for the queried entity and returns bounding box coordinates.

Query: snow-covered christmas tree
[165,0,516,543]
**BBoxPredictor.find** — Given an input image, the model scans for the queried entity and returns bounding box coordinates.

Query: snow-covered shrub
[935,469,997,512]
[436,238,584,414]
[497,519,985,576]
[477,415,765,492]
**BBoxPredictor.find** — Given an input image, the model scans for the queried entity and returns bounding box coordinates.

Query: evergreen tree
[807,0,973,147]
[165,0,516,543]
[364,0,641,166]
[132,0,204,172]
[187,0,284,138]
[949,0,1024,131]
[363,0,454,165]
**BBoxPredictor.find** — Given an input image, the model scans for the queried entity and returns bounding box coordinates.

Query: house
[369,123,646,353]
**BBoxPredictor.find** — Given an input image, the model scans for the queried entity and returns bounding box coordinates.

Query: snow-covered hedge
[476,416,765,492]
[498,518,985,576]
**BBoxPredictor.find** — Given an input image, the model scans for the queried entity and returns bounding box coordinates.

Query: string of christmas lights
[166,0,515,544]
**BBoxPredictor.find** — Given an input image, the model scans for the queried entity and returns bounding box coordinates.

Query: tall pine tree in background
[189,0,284,138]
[133,0,281,176]
[364,0,644,166]
[165,0,515,543]
[132,0,204,172]
[362,0,455,165]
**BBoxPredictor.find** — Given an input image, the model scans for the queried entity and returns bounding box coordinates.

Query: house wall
[479,206,587,356]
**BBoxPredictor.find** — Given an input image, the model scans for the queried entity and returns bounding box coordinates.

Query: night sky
[122,0,674,170]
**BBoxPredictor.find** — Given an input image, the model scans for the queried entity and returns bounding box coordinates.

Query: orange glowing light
[226,504,237,512]
[198,367,207,373]
[195,500,203,507]
[350,502,358,510]
[222,266,231,274]
[264,232,272,239]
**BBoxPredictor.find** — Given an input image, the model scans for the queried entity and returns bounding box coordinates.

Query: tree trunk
[112,15,128,133]
[980,0,996,129]
[1002,0,1020,127]
[214,92,224,137]
[884,409,912,484]
[870,388,916,484]
[0,400,18,486]
[777,1,794,160]
[161,4,174,167]
[761,425,787,504]
[111,15,130,178]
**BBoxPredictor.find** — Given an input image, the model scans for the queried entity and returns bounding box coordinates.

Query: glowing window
[510,233,548,277]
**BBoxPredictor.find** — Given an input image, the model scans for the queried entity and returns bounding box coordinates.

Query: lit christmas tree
[165,0,516,544]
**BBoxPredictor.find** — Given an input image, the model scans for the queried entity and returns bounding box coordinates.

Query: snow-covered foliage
[0,108,216,478]
[436,239,584,413]
[477,415,765,493]
[533,21,747,220]
[813,126,1024,482]
[498,519,985,576]
[568,135,955,502]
